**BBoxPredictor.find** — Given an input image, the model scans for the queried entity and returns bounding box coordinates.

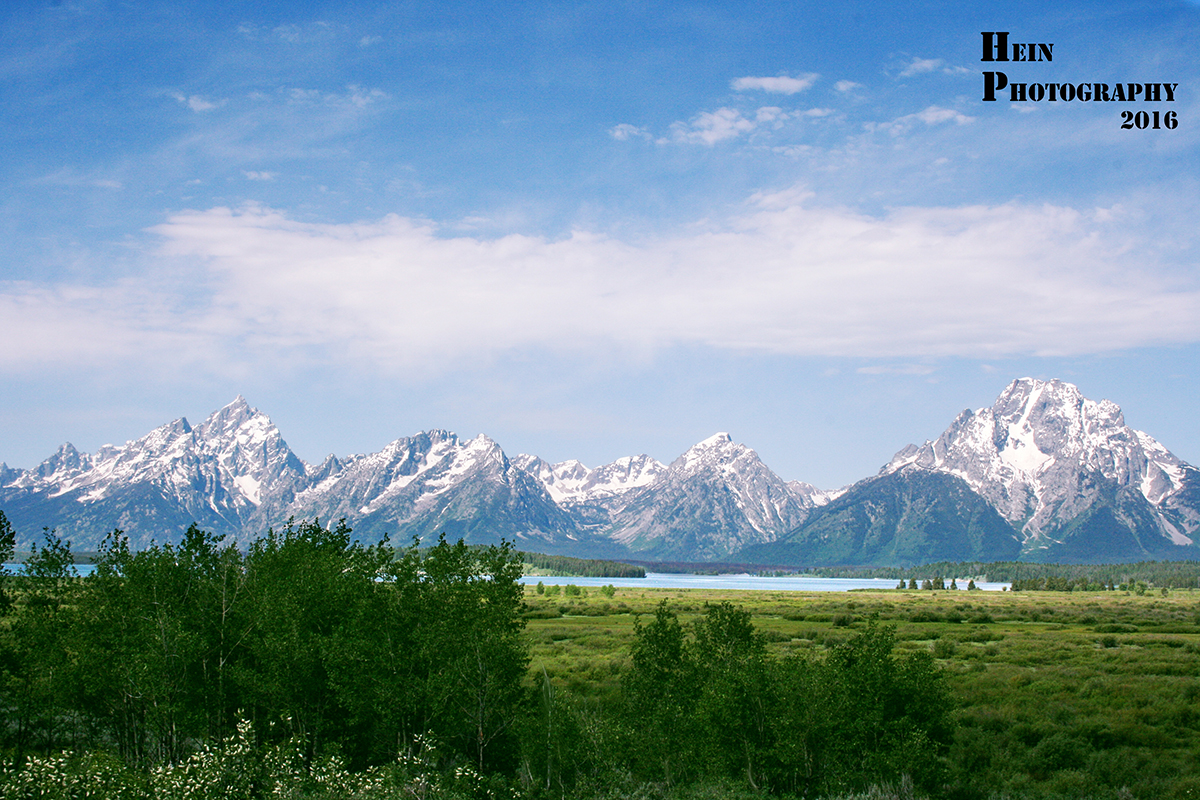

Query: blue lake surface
[520,573,1010,592]
[3,565,1008,591]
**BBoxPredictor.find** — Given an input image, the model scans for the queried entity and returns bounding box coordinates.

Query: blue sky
[2,0,1199,489]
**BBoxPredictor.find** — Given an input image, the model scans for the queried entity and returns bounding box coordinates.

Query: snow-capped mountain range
[0,398,830,557]
[2,378,1199,565]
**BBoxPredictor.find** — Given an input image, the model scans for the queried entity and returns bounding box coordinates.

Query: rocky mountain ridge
[3,379,1199,564]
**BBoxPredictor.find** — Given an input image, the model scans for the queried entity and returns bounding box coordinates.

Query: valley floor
[524,584,1200,799]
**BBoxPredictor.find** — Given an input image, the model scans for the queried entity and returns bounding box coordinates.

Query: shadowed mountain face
[740,468,1023,568]
[3,379,1199,565]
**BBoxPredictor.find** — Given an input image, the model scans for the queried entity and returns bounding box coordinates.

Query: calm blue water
[5,563,96,576]
[521,573,1010,592]
[2,565,1008,591]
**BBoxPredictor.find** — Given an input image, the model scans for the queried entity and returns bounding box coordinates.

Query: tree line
[811,559,1200,588]
[519,551,646,578]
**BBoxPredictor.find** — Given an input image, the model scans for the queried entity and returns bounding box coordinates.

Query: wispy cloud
[169,92,223,113]
[610,123,651,141]
[868,105,974,136]
[898,57,971,77]
[899,57,942,77]
[664,107,787,145]
[731,74,818,94]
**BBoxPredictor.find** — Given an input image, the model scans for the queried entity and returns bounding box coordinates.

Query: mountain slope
[741,467,1022,567]
[281,430,590,552]
[599,433,814,560]
[1,397,306,548]
[4,380,1199,565]
[883,378,1200,559]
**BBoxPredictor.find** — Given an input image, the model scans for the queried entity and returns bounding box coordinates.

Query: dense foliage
[533,602,951,797]
[0,514,528,778]
[0,510,961,799]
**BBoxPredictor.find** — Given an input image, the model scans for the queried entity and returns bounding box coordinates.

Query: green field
[522,584,1200,799]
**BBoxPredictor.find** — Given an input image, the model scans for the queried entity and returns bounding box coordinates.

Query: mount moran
[2,378,1198,566]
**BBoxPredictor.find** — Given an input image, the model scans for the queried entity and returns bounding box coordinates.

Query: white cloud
[868,105,974,136]
[898,58,970,78]
[610,123,651,141]
[286,85,386,108]
[170,92,223,112]
[666,107,755,144]
[899,58,942,77]
[665,106,789,145]
[3,194,1197,374]
[242,171,276,181]
[731,74,818,94]
[834,80,861,92]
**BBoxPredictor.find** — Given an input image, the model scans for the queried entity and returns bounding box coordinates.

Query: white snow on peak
[882,377,1199,543]
[514,452,668,504]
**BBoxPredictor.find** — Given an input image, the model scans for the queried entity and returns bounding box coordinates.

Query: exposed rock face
[881,378,1200,558]
[596,434,815,560]
[282,430,583,551]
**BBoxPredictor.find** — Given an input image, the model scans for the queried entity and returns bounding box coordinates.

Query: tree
[408,534,528,772]
[770,622,951,795]
[689,602,772,788]
[7,529,78,755]
[624,601,694,783]
[0,510,15,613]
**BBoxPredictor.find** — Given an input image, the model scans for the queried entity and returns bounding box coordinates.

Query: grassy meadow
[523,584,1200,799]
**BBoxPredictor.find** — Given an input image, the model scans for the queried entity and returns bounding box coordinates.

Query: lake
[3,565,1009,591]
[520,573,1011,592]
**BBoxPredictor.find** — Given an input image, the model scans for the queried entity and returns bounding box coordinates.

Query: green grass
[522,585,1200,799]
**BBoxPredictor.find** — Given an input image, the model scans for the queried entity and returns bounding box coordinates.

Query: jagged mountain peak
[672,432,748,473]
[512,453,666,506]
[883,378,1200,553]
[198,395,256,434]
[37,443,90,477]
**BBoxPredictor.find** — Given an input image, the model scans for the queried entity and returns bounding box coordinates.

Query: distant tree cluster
[520,551,645,578]
[818,559,1200,589]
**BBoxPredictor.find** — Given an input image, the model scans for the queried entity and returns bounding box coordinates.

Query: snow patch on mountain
[883,377,1199,548]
